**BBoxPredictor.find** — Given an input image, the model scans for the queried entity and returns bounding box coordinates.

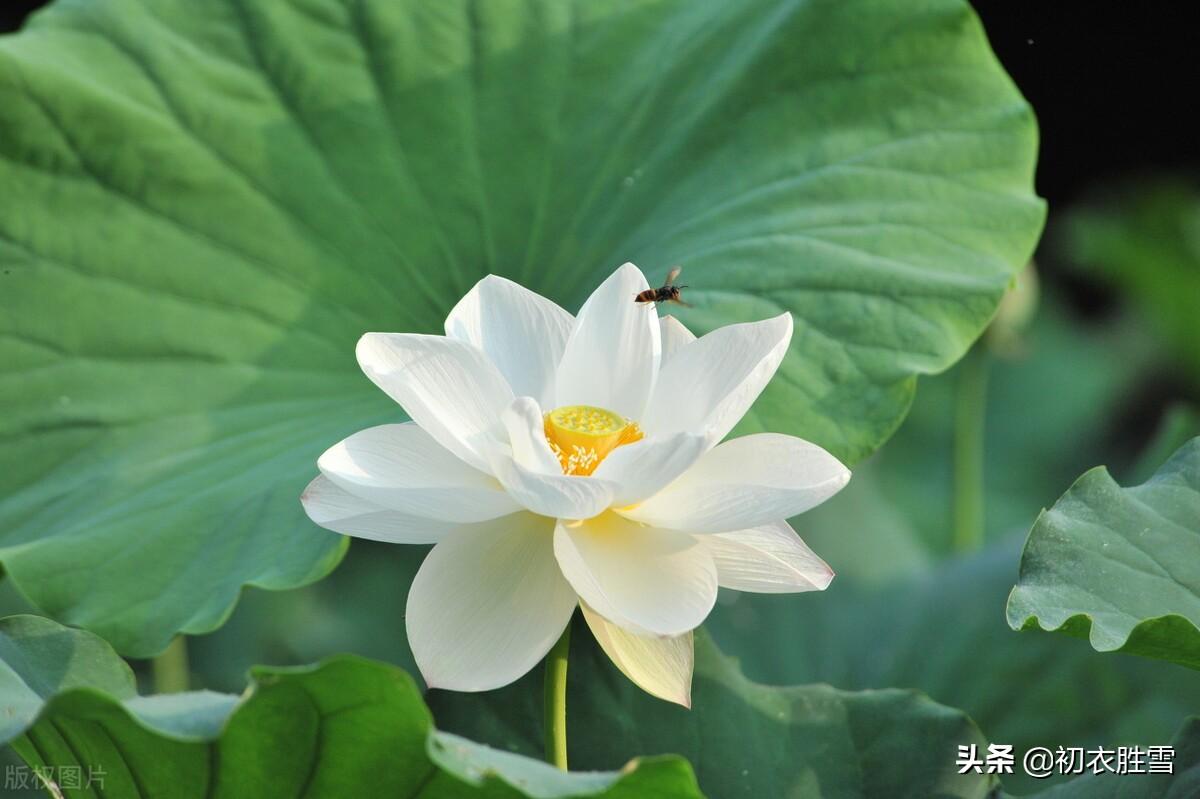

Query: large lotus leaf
[0,615,702,798]
[1007,438,1200,670]
[429,624,997,799]
[0,0,1043,655]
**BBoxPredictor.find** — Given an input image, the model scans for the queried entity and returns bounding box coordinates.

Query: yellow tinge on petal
[544,405,642,475]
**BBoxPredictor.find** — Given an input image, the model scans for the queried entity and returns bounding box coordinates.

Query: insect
[634,265,690,307]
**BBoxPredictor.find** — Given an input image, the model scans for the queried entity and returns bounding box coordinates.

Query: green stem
[152,636,190,693]
[543,623,571,770]
[952,345,989,553]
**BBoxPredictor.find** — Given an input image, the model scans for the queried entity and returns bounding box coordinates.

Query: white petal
[695,521,834,593]
[581,602,693,707]
[658,315,696,370]
[445,275,574,409]
[301,476,461,544]
[591,432,708,507]
[641,313,792,444]
[555,263,660,420]
[406,512,576,691]
[620,433,849,533]
[553,514,717,636]
[356,333,513,473]
[500,396,563,476]
[317,423,519,523]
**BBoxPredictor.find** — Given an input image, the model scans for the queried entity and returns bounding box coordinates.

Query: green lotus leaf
[1007,438,1200,670]
[0,0,1042,654]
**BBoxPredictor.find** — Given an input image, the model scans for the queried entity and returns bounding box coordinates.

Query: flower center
[544,405,643,476]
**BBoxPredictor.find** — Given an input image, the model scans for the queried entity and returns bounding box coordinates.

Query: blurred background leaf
[1028,718,1200,799]
[430,626,999,799]
[1061,180,1200,384]
[799,288,1154,572]
[707,538,1200,795]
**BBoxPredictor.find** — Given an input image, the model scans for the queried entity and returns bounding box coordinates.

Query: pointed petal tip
[613,261,649,284]
[470,273,523,294]
[665,670,694,709]
[775,312,794,346]
[648,687,693,708]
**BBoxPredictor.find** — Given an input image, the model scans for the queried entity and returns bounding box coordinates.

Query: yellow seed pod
[544,405,643,475]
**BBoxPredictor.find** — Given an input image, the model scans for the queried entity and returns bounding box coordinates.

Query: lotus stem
[543,622,571,770]
[953,345,989,553]
[152,635,190,693]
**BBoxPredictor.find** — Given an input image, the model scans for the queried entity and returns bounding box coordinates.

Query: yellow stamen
[544,404,643,476]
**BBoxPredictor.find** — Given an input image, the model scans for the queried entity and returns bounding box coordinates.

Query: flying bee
[634,265,690,307]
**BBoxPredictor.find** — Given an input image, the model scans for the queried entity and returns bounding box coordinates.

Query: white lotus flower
[301,263,849,706]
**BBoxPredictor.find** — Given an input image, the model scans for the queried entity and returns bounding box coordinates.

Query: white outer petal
[555,263,661,420]
[445,275,574,409]
[317,423,519,523]
[591,432,708,507]
[641,313,792,445]
[406,512,576,692]
[620,433,850,533]
[553,514,717,637]
[658,315,696,370]
[300,476,463,544]
[694,521,834,593]
[581,602,693,708]
[356,333,513,473]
